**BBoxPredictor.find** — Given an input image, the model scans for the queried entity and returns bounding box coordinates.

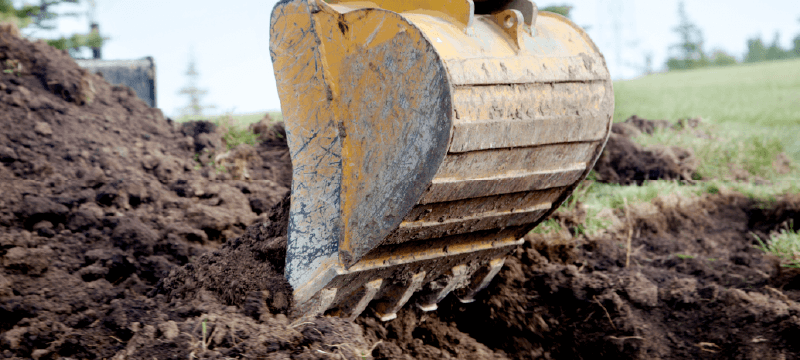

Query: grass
[753,223,800,268]
[569,59,800,213]
[533,59,800,251]
[215,115,260,150]
[632,120,797,182]
[176,111,282,151]
[614,58,800,127]
[614,58,800,165]
[176,111,282,127]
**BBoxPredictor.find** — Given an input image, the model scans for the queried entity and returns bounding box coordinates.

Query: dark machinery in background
[76,57,157,108]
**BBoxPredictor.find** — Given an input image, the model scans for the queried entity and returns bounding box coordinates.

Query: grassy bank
[614,58,800,164]
[175,111,282,150]
[563,59,800,261]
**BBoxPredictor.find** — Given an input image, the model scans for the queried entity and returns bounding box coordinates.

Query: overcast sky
[19,0,800,118]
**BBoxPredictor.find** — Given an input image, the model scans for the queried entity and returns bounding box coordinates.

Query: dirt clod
[594,116,698,184]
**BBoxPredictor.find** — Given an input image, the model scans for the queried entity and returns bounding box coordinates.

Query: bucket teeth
[418,264,469,311]
[374,272,426,321]
[306,288,338,318]
[456,258,505,303]
[343,279,383,321]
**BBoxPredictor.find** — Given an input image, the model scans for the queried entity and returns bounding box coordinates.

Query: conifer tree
[178,53,215,117]
[666,1,708,70]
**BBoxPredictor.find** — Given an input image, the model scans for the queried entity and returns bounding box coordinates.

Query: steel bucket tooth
[374,272,427,321]
[456,258,507,303]
[418,264,470,311]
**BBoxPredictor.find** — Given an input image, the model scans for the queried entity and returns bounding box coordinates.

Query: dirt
[2,23,800,359]
[358,192,800,360]
[0,24,353,359]
[593,115,701,185]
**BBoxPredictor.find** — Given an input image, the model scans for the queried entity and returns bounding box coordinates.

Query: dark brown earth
[2,23,800,359]
[359,193,800,359]
[592,116,701,185]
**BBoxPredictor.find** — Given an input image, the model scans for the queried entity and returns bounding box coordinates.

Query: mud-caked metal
[269,0,614,320]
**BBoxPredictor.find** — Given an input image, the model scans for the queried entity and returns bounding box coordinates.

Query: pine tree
[792,17,800,58]
[765,32,788,60]
[178,53,215,117]
[745,37,767,63]
[666,1,707,70]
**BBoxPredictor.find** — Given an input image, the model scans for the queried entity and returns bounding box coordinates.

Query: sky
[18,0,800,118]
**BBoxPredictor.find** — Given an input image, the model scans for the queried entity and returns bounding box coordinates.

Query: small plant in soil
[215,114,259,150]
[753,222,800,268]
[3,58,21,75]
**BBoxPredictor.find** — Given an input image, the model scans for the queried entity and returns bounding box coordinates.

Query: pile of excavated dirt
[358,192,800,359]
[593,116,700,185]
[3,22,800,360]
[0,24,361,359]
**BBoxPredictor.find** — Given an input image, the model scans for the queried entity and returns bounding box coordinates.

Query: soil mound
[0,24,341,359]
[154,195,293,311]
[359,192,800,359]
[594,116,698,185]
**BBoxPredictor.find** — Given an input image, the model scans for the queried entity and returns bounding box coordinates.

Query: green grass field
[581,59,800,260]
[614,58,800,126]
[615,58,800,165]
[613,58,800,179]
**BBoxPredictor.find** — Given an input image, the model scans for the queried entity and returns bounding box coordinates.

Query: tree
[1,0,104,58]
[744,37,767,63]
[0,0,39,28]
[178,53,215,117]
[711,49,737,66]
[666,2,707,70]
[793,17,800,58]
[765,32,788,60]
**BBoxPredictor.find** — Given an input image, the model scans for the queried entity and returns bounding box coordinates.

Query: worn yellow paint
[271,0,615,317]
[307,2,446,264]
[328,0,474,30]
[349,235,523,272]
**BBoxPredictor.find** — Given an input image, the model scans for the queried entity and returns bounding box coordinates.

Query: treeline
[0,0,103,56]
[667,2,800,71]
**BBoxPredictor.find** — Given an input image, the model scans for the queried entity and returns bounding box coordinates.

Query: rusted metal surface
[302,234,525,320]
[344,279,383,321]
[353,228,524,270]
[387,205,549,243]
[421,163,587,204]
[449,116,608,152]
[402,187,564,225]
[452,82,608,121]
[444,55,609,85]
[270,0,614,320]
[434,142,599,179]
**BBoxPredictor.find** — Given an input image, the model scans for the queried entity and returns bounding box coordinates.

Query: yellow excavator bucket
[270,0,613,320]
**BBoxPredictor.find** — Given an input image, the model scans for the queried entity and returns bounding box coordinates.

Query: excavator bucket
[270,0,613,320]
